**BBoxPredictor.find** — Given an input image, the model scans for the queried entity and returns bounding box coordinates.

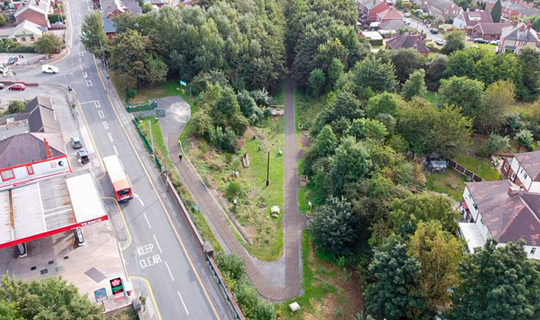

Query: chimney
[43,138,53,158]
[508,185,525,197]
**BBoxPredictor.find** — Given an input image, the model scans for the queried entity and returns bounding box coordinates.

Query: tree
[478,133,510,157]
[491,0,502,22]
[34,34,64,55]
[0,275,104,320]
[328,136,372,195]
[408,221,463,309]
[402,69,427,100]
[81,11,109,57]
[365,237,431,320]
[391,49,426,83]
[366,92,400,118]
[447,240,540,320]
[109,29,149,86]
[515,129,534,148]
[237,90,258,118]
[315,125,338,157]
[347,118,389,141]
[439,76,485,121]
[425,54,448,91]
[142,2,153,13]
[143,55,168,84]
[348,55,398,95]
[309,68,326,97]
[478,80,514,131]
[8,100,26,114]
[441,31,466,55]
[309,196,359,256]
[517,47,540,101]
[0,14,6,27]
[391,192,459,236]
[328,58,344,90]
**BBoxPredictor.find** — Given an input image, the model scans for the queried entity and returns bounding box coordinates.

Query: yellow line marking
[103,197,132,251]
[93,55,222,320]
[130,276,163,320]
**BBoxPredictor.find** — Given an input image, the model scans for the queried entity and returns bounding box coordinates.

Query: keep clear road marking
[143,212,151,229]
[86,80,93,86]
[113,145,119,155]
[134,193,144,206]
[165,261,175,282]
[108,132,113,142]
[177,291,190,315]
[103,121,109,130]
[95,101,101,108]
[153,234,163,254]
[98,110,105,119]
[82,71,88,78]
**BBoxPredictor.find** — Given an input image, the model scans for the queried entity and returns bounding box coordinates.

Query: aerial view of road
[11,0,234,319]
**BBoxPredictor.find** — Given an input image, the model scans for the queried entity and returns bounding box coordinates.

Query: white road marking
[113,145,119,155]
[143,212,151,229]
[80,100,99,105]
[86,80,93,86]
[82,72,88,78]
[98,110,105,119]
[108,132,113,142]
[153,235,163,254]
[165,261,175,281]
[102,121,108,130]
[95,101,101,108]
[134,193,144,206]
[79,51,84,56]
[177,291,190,315]
[79,65,83,70]
[79,58,82,63]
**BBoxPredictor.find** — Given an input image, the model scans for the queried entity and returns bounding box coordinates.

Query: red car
[8,83,26,91]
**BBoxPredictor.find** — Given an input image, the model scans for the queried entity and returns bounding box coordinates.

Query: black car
[77,149,90,165]
[473,38,489,44]
[430,28,439,34]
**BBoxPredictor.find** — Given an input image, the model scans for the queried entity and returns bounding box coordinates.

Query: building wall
[15,10,49,28]
[368,3,390,22]
[11,29,41,44]
[498,243,540,260]
[0,156,71,191]
[475,211,492,242]
[463,187,479,221]
[453,12,467,29]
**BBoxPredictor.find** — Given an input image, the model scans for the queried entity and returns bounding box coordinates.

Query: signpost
[110,277,125,302]
[94,288,108,303]
[179,80,191,96]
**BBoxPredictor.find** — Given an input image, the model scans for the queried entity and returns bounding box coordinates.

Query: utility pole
[266,150,270,186]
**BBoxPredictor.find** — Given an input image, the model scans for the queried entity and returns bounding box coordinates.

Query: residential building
[376,7,404,22]
[498,21,539,53]
[453,10,492,31]
[0,20,44,44]
[501,151,540,193]
[358,0,390,23]
[379,19,406,30]
[485,0,540,19]
[385,32,430,56]
[26,96,61,133]
[101,0,141,18]
[14,0,53,28]
[428,0,460,20]
[0,132,71,191]
[470,22,511,40]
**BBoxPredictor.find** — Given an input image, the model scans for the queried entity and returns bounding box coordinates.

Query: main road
[13,0,234,319]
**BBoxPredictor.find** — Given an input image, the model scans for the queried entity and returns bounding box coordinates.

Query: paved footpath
[163,75,306,301]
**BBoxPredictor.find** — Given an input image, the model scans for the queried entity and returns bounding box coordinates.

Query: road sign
[94,288,108,303]
[110,277,125,302]
[180,80,187,87]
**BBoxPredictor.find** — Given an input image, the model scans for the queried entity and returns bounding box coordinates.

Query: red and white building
[358,0,390,23]
[0,132,71,191]
[501,150,540,193]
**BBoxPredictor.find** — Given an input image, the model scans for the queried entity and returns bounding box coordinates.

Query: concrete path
[160,76,307,301]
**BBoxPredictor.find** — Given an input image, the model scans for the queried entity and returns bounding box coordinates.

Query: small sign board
[179,80,187,87]
[94,288,108,303]
[110,277,125,302]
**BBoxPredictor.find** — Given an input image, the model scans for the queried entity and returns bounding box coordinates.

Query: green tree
[391,192,459,236]
[408,221,463,310]
[365,237,431,320]
[309,68,326,97]
[328,136,372,195]
[347,118,389,141]
[309,196,359,256]
[142,2,153,13]
[0,14,6,27]
[8,100,26,114]
[328,58,344,90]
[109,29,149,86]
[515,129,534,148]
[391,49,426,83]
[448,240,540,320]
[425,54,448,91]
[236,90,258,119]
[215,252,245,281]
[478,133,510,157]
[315,125,338,157]
[439,76,485,121]
[0,275,104,320]
[441,31,466,55]
[366,92,400,118]
[444,50,475,78]
[81,11,109,57]
[491,0,502,22]
[143,55,167,84]
[478,80,514,131]
[402,69,427,100]
[34,34,64,54]
[348,55,398,95]
[517,47,540,101]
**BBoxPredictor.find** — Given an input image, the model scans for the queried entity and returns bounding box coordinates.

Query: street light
[6,44,10,60]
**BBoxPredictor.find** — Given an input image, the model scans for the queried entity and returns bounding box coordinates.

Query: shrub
[225,181,242,201]
[515,129,534,148]
[477,133,510,158]
[8,100,26,114]
[215,252,245,281]
[48,14,67,23]
[212,126,237,153]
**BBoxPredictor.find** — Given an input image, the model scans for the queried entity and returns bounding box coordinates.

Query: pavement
[162,75,307,301]
[6,0,235,318]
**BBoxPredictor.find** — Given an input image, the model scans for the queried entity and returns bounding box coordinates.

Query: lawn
[427,170,466,201]
[465,42,497,51]
[277,231,363,320]
[453,155,501,181]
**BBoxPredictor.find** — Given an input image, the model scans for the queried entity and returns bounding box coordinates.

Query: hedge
[48,14,67,23]
[0,46,36,53]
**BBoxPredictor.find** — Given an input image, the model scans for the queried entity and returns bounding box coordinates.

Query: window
[21,37,26,42]
[30,37,35,41]
[531,248,536,255]
[0,169,15,181]
[26,165,34,175]
[481,218,485,225]
[524,173,528,179]
[504,162,509,171]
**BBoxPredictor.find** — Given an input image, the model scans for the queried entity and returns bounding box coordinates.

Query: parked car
[8,83,26,91]
[404,12,411,17]
[404,19,411,25]
[435,39,445,46]
[0,83,4,90]
[73,228,85,246]
[71,136,83,149]
[7,56,18,65]
[430,28,439,34]
[77,149,90,164]
[42,65,59,74]
[489,40,500,45]
[473,38,489,44]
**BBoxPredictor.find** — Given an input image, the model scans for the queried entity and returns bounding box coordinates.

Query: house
[102,17,117,39]
[26,96,61,133]
[485,0,540,19]
[14,0,53,28]
[453,10,492,31]
[385,32,430,57]
[358,0,390,23]
[376,7,404,22]
[427,0,460,20]
[379,19,405,31]
[501,151,540,193]
[498,21,539,53]
[470,22,511,40]
[0,20,44,44]
[101,0,141,18]
[0,132,71,191]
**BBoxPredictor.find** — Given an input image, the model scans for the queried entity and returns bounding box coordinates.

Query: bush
[225,181,242,201]
[142,2,153,13]
[212,126,237,153]
[369,39,383,47]
[515,129,534,148]
[477,133,510,158]
[215,252,245,281]
[8,100,27,114]
[48,14,67,23]
[0,14,6,27]
[0,46,36,53]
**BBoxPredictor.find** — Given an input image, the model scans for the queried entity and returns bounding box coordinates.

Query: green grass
[138,117,167,158]
[427,170,466,201]
[453,155,501,181]
[295,87,326,134]
[273,81,285,106]
[422,91,439,106]
[465,42,497,51]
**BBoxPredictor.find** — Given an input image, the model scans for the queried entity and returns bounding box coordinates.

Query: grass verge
[453,155,500,181]
[427,170,466,201]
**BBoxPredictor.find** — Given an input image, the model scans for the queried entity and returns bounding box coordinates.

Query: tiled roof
[377,7,404,20]
[0,133,64,168]
[463,11,492,27]
[502,23,539,42]
[515,151,540,182]
[26,96,60,133]
[474,22,511,35]
[14,0,50,17]
[379,19,405,30]
[386,32,429,53]
[431,0,455,10]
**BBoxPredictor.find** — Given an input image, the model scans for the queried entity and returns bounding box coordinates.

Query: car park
[71,136,83,149]
[473,38,489,44]
[8,83,26,91]
[42,65,59,74]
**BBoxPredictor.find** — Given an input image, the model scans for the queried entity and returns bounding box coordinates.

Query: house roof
[14,0,50,17]
[379,19,405,30]
[0,133,64,168]
[463,11,492,27]
[430,0,455,10]
[514,151,540,182]
[361,31,383,40]
[377,7,403,20]
[9,20,43,38]
[359,0,386,11]
[102,17,117,34]
[386,32,429,53]
[473,22,511,35]
[502,23,539,42]
[26,96,60,133]
[467,180,540,246]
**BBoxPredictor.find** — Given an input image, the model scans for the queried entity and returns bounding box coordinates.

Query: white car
[42,65,59,74]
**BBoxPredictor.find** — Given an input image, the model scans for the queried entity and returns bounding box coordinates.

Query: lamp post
[265,149,270,187]
[6,44,11,60]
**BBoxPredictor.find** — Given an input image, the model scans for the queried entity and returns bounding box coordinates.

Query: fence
[131,118,163,171]
[448,160,484,182]
[126,100,158,113]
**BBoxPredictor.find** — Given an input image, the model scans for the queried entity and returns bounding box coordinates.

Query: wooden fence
[447,160,484,182]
